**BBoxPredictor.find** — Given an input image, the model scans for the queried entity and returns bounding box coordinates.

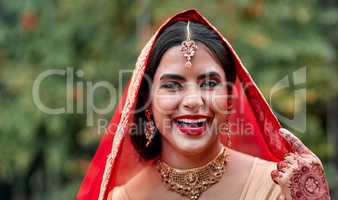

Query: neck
[160,139,224,169]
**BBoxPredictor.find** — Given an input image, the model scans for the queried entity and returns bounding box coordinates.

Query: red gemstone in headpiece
[180,21,197,68]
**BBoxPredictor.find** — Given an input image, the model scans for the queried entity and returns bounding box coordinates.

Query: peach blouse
[111,157,282,200]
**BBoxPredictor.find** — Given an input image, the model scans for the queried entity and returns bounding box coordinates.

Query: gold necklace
[156,146,229,200]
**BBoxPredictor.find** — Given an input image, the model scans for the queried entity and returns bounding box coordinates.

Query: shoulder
[227,149,283,199]
[227,148,276,174]
[245,157,283,199]
[253,157,278,184]
[108,186,130,200]
[119,163,167,200]
[227,148,256,173]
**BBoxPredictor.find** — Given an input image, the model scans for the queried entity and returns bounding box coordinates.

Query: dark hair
[130,21,236,160]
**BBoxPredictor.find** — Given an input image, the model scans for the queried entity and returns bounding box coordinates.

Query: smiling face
[150,42,230,156]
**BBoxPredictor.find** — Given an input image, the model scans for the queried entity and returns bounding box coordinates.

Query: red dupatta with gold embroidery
[77,9,292,200]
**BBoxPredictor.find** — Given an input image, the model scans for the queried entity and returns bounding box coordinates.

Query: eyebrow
[197,71,222,80]
[160,73,186,81]
[159,71,222,81]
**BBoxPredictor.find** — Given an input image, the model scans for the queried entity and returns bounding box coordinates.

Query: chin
[168,127,216,156]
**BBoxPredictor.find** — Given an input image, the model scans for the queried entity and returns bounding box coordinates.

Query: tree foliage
[0,0,337,199]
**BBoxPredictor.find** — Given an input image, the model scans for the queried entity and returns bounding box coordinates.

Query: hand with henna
[271,128,331,200]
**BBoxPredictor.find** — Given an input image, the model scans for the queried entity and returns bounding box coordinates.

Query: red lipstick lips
[174,115,209,136]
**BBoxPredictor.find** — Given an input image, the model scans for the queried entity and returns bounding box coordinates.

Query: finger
[279,128,310,154]
[271,170,282,185]
[271,169,289,185]
[284,153,298,165]
[277,194,286,200]
[277,161,290,172]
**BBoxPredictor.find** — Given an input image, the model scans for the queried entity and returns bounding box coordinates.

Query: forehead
[153,42,225,80]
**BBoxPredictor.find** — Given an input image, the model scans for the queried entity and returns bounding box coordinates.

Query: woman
[77,9,330,200]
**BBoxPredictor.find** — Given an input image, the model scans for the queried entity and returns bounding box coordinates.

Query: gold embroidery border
[98,35,156,200]
[97,9,285,200]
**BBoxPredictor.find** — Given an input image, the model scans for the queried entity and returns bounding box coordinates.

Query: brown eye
[160,81,183,90]
[200,80,220,88]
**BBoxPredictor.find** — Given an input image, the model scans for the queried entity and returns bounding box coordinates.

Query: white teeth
[176,119,207,123]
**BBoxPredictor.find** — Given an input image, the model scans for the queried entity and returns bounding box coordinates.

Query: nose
[181,90,204,112]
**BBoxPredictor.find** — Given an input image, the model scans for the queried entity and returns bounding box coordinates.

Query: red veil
[77,9,293,200]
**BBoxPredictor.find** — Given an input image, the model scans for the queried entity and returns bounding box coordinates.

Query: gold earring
[224,104,232,147]
[227,98,233,111]
[224,118,231,147]
[144,108,156,147]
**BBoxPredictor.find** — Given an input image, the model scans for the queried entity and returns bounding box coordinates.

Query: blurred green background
[0,0,337,199]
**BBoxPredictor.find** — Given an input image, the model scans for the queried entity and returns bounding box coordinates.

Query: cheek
[151,93,180,133]
[152,93,181,115]
[204,88,229,114]
[204,89,229,132]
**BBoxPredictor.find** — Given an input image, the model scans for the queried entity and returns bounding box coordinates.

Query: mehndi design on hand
[271,128,330,200]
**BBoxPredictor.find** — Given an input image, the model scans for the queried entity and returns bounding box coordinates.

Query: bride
[77,9,330,200]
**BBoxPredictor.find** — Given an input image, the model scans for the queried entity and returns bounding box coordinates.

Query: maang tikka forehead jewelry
[180,21,197,68]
